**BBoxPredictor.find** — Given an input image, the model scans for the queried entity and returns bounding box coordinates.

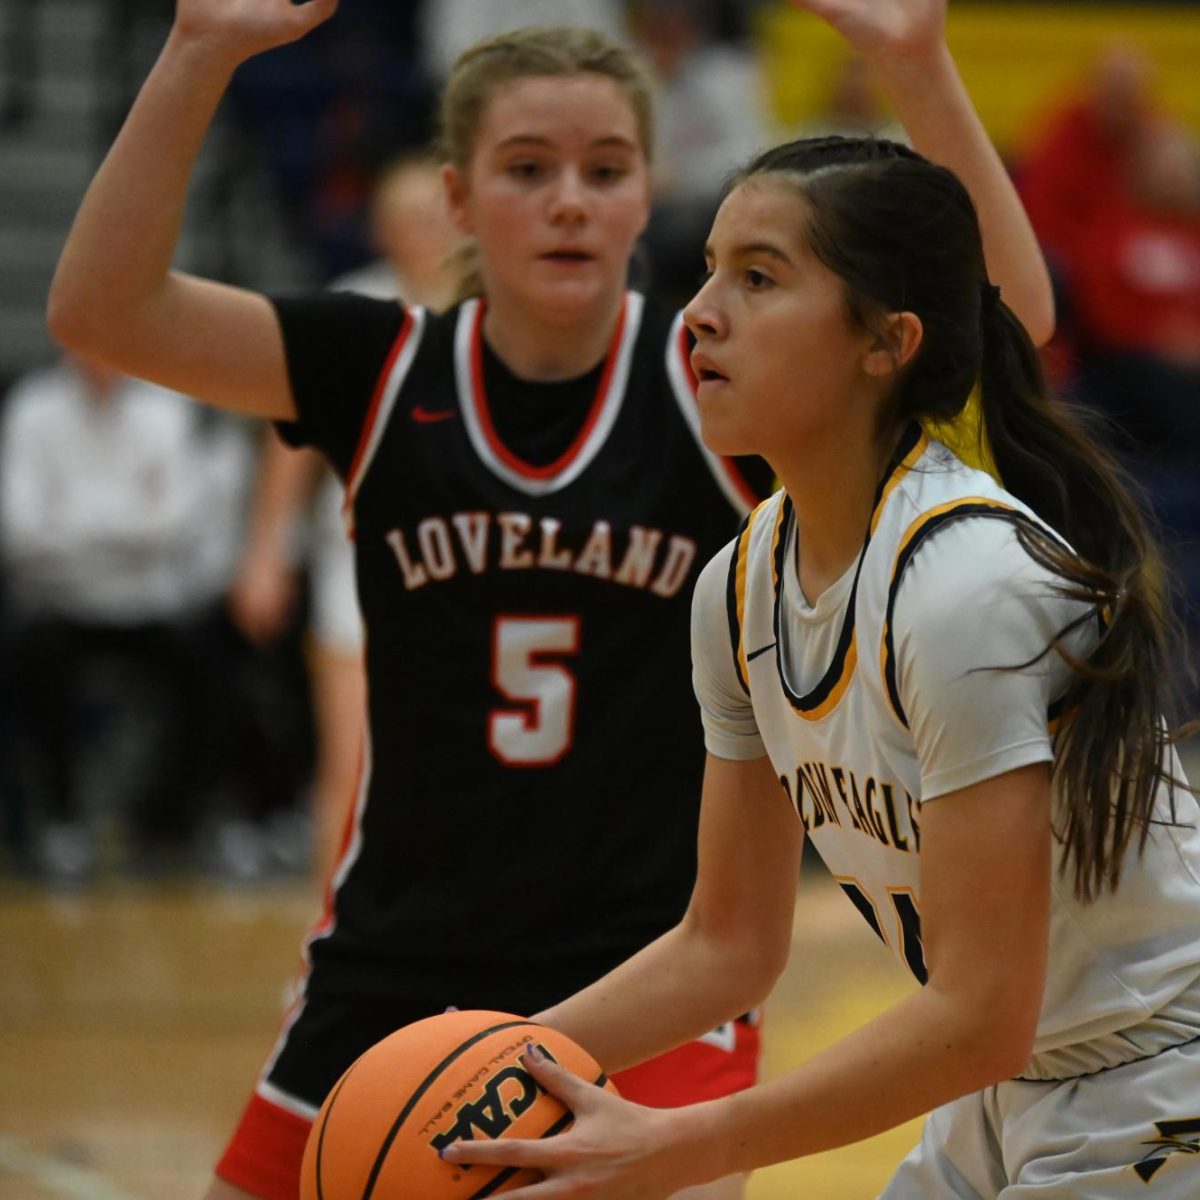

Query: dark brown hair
[737,136,1193,900]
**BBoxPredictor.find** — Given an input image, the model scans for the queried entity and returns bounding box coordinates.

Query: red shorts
[215,1014,760,1200]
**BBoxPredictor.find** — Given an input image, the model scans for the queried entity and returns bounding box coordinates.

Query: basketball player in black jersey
[48,2,1054,1198]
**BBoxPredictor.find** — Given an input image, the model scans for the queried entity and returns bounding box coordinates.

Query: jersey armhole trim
[725,508,757,695]
[341,306,426,536]
[880,499,1058,730]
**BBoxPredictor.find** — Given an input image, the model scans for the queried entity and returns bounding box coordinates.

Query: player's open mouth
[691,352,728,383]
[542,250,594,263]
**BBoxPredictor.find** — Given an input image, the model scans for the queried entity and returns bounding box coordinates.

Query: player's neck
[776,423,903,605]
[481,291,624,383]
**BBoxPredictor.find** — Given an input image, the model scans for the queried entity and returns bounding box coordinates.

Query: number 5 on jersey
[489,616,581,766]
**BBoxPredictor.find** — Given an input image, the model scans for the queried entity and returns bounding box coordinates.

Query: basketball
[299,1009,619,1199]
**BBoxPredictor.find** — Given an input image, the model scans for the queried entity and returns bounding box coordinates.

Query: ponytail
[977,299,1190,899]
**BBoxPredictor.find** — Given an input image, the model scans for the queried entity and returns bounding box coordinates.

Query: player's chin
[530,265,613,302]
[697,397,754,458]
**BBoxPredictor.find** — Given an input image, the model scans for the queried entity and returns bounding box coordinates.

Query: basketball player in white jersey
[440,90,1200,1200]
[47,1,1059,1198]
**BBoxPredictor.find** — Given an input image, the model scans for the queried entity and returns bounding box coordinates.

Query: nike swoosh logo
[747,642,776,662]
[412,405,456,423]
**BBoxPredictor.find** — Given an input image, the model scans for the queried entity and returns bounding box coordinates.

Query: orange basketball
[300,1009,619,1200]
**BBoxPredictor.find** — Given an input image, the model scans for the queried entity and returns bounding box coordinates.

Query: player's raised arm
[47,0,338,419]
[793,0,1055,345]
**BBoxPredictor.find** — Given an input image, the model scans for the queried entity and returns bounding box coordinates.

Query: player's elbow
[683,906,791,1011]
[977,1018,1037,1084]
[1024,296,1056,350]
[957,986,1041,1086]
[47,279,110,360]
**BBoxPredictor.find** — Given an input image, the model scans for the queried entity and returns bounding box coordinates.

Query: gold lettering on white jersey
[880,782,910,851]
[497,512,535,569]
[831,766,864,832]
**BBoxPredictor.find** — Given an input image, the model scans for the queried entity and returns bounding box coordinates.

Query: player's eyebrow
[494,134,640,152]
[703,241,796,267]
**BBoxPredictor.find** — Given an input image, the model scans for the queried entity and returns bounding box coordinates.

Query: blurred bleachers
[0,0,317,389]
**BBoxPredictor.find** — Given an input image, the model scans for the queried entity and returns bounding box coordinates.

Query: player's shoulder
[893,513,1089,663]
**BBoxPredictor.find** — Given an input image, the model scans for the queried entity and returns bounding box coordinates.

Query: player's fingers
[286,0,339,37]
[440,1134,551,1170]
[520,1043,604,1111]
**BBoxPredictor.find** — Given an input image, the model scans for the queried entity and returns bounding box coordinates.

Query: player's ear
[862,311,923,379]
[442,163,474,236]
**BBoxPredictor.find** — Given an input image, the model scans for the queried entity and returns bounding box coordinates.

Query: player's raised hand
[789,0,946,62]
[173,0,339,68]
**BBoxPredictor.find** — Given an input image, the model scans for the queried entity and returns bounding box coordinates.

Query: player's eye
[745,268,773,290]
[590,164,627,184]
[507,161,544,181]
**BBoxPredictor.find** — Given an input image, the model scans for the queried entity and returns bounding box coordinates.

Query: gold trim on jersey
[871,427,929,536]
[726,494,787,697]
[879,496,1049,729]
[774,423,926,723]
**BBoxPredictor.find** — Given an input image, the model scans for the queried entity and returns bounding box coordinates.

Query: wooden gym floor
[8,736,1199,1199]
[0,865,919,1200]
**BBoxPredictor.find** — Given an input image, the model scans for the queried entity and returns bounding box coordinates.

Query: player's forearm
[669,978,1034,1183]
[48,31,233,353]
[875,43,1055,345]
[535,914,779,1075]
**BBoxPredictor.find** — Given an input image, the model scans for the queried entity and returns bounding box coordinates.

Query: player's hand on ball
[789,0,946,62]
[173,0,339,68]
[441,1044,691,1199]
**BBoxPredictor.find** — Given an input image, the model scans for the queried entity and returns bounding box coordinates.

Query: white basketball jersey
[695,426,1200,1079]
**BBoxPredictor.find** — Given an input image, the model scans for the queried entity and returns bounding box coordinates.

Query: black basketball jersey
[274,290,769,1015]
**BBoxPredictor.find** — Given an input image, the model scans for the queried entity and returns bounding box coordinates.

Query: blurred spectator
[0,353,312,884]
[0,355,220,882]
[330,151,461,304]
[418,0,627,84]
[632,0,768,304]
[228,1,435,280]
[1072,123,1200,394]
[1017,44,1162,323]
[229,151,459,891]
[1019,46,1200,677]
[1070,123,1200,677]
[796,54,905,143]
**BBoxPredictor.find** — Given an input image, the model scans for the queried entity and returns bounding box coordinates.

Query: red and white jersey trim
[665,311,757,517]
[255,1077,319,1122]
[256,723,375,1111]
[342,305,427,535]
[454,293,644,497]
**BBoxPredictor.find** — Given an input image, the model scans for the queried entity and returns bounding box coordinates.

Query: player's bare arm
[445,762,1051,1198]
[793,0,1056,345]
[536,753,802,1075]
[48,0,338,419]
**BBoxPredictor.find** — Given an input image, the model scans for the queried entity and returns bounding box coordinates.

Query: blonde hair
[438,25,656,301]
